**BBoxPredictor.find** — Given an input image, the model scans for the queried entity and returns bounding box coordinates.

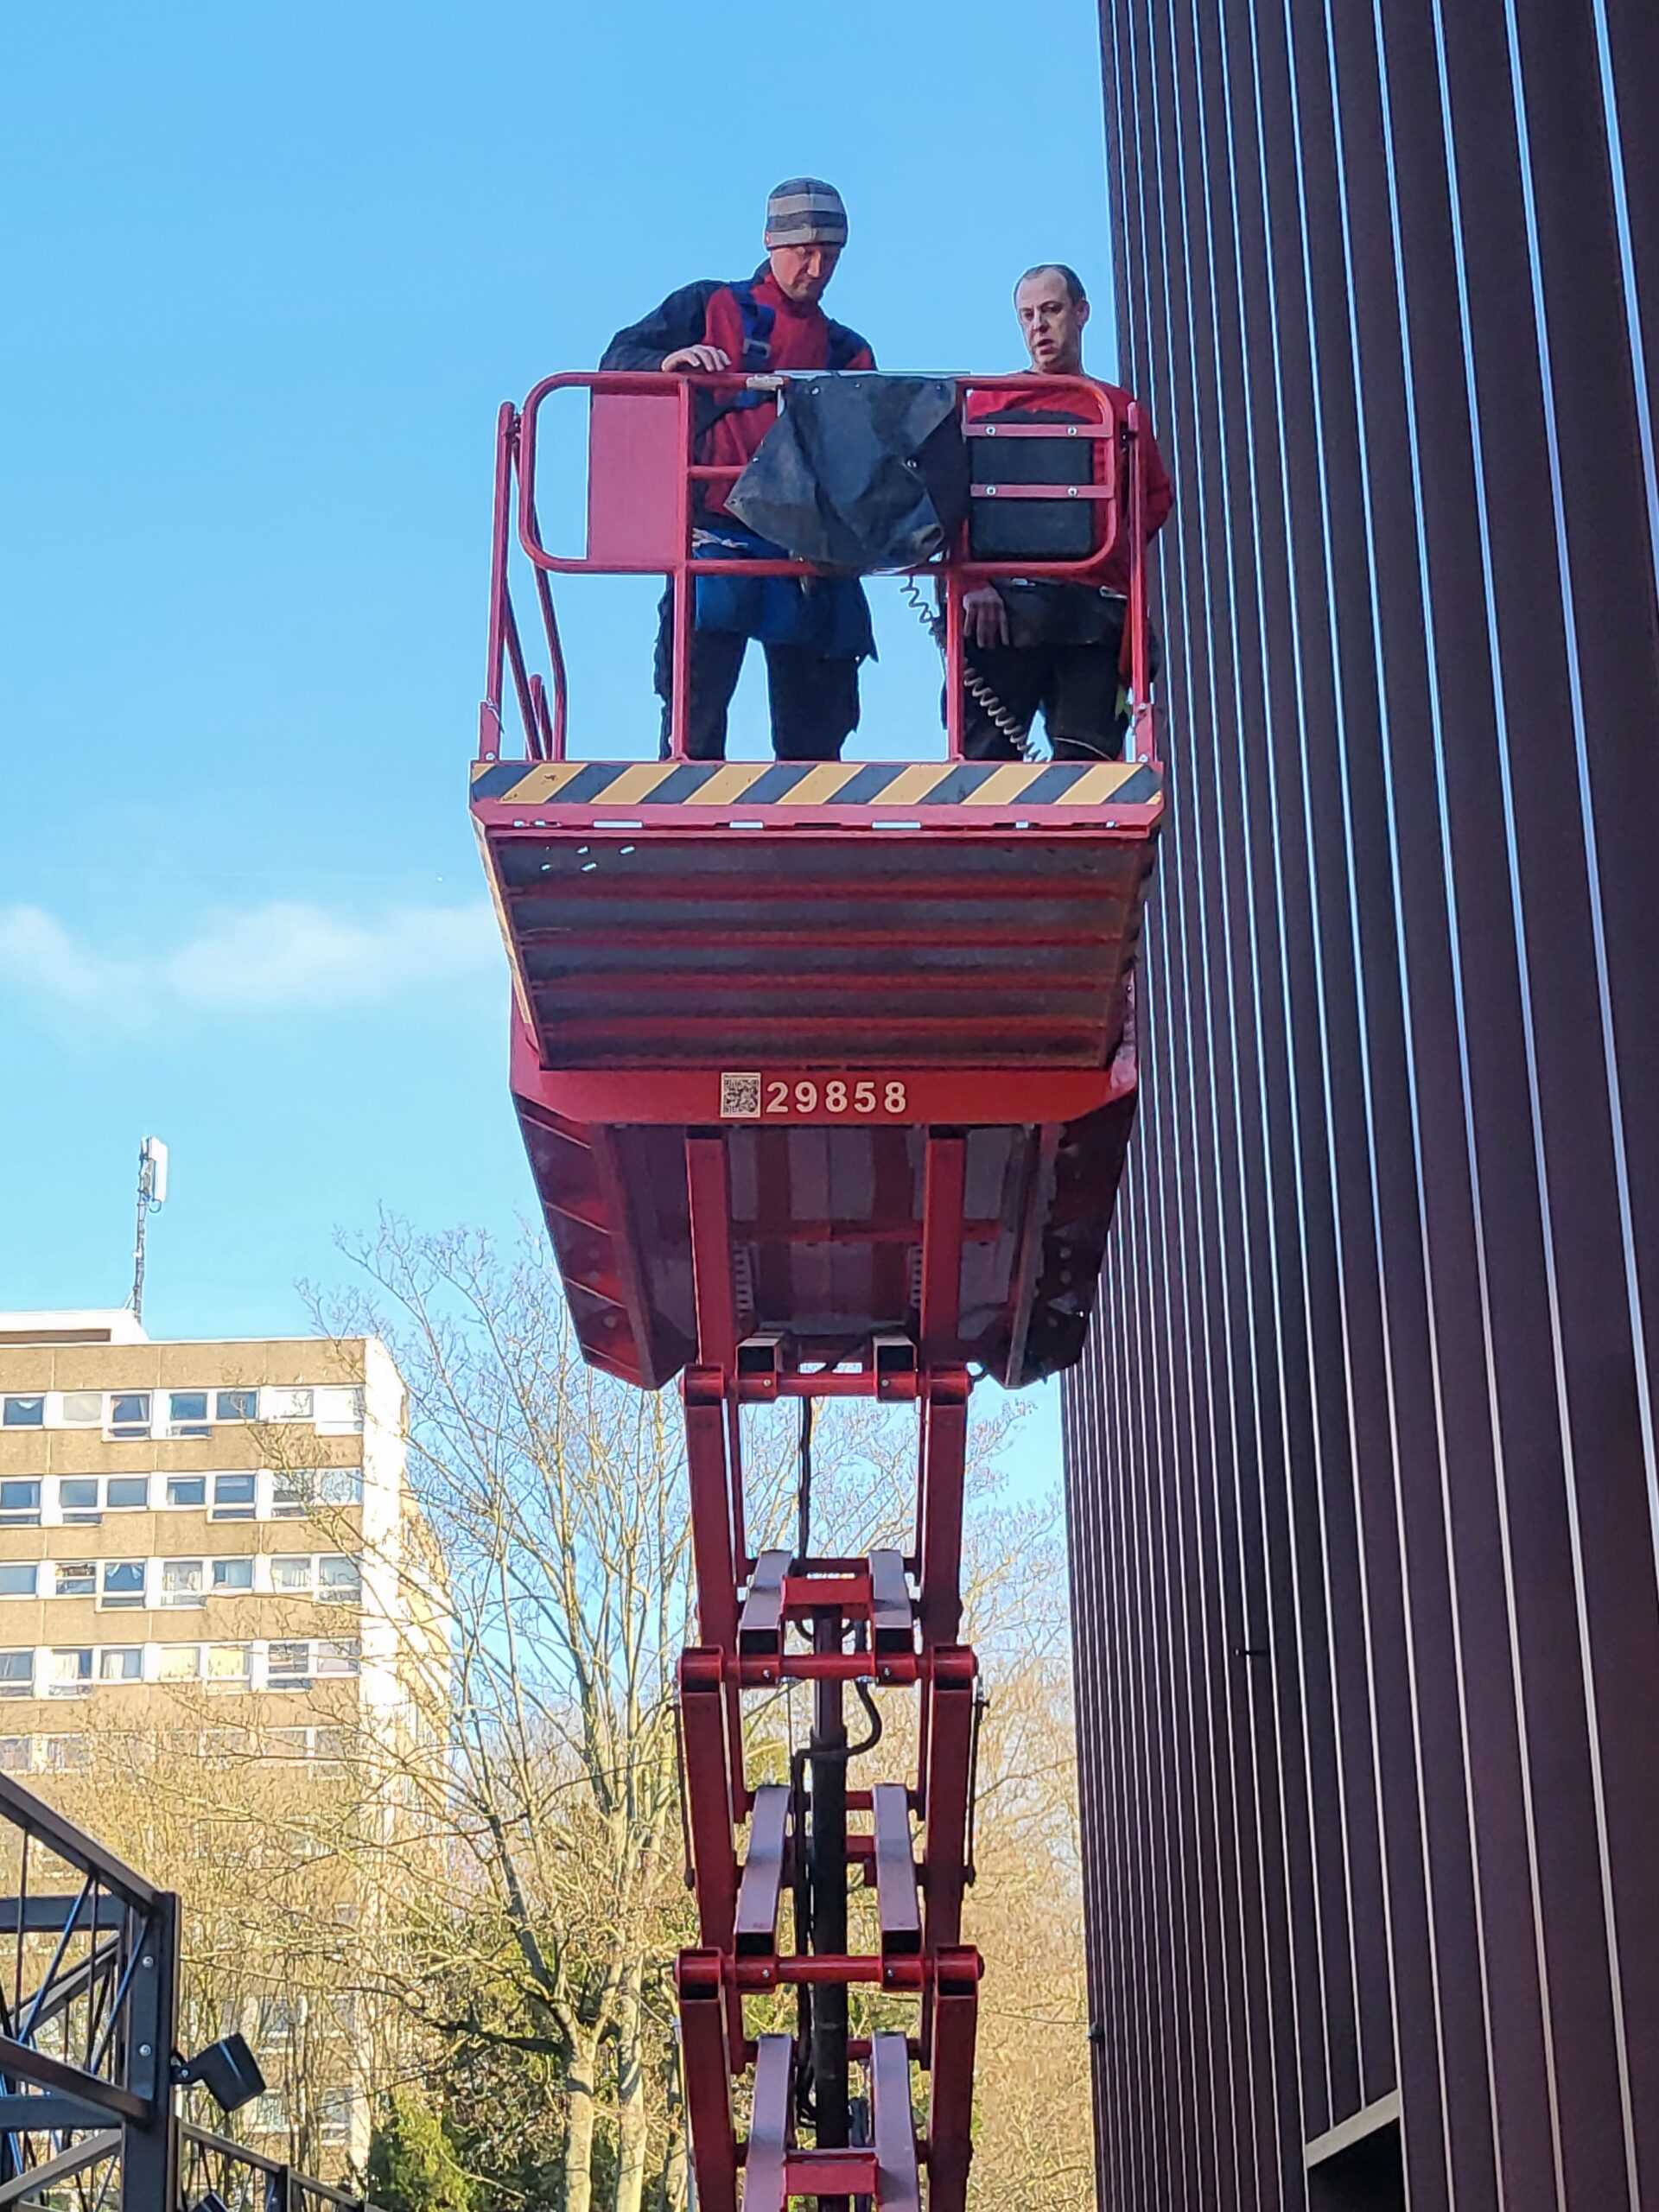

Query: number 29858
[720,1072,908,1121]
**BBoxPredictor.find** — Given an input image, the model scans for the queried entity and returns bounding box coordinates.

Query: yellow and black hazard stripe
[470,757,1160,810]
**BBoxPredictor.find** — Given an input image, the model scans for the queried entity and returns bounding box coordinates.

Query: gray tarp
[727,374,970,574]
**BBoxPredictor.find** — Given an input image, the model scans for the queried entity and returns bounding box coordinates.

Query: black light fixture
[173,2034,266,2113]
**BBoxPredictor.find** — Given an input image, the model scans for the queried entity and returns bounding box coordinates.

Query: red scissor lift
[471,366,1164,2208]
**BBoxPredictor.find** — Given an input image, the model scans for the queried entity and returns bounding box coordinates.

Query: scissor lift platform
[473,755,1162,1391]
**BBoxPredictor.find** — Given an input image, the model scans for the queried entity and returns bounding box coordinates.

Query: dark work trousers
[957,640,1128,762]
[653,590,861,762]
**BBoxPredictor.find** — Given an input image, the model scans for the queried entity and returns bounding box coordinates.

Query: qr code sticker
[721,1072,762,1119]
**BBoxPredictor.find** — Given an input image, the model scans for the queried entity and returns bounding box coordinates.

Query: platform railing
[478,369,1158,772]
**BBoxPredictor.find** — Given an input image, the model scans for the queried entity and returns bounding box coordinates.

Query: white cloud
[0,899,499,1031]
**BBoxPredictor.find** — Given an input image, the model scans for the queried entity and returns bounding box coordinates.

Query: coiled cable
[901,575,1041,761]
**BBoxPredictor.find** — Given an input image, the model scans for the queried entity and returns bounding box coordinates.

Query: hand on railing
[662,345,732,373]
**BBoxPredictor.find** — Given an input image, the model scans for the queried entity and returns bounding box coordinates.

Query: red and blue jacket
[601,268,874,519]
[601,270,877,658]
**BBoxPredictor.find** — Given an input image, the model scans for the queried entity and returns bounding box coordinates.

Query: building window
[165,1476,207,1510]
[161,1560,204,1608]
[2,1397,44,1428]
[106,1393,152,1440]
[270,1558,312,1594]
[58,1478,101,1525]
[316,2088,353,2145]
[0,1483,41,1528]
[0,1653,34,1699]
[47,1649,92,1697]
[158,1646,200,1681]
[0,1567,35,1599]
[211,1559,254,1592]
[166,1391,210,1439]
[214,1389,258,1424]
[312,1727,348,1768]
[263,1388,313,1422]
[44,1736,91,1771]
[314,1388,365,1436]
[316,1557,361,1605]
[99,1648,143,1683]
[99,1562,146,1610]
[271,1476,308,1521]
[210,1474,257,1522]
[207,1644,251,1685]
[54,1563,95,1599]
[265,1642,311,1690]
[319,1468,365,1505]
[0,1738,30,1771]
[58,1392,102,1427]
[248,2092,287,2135]
[55,1477,149,1517]
[315,1640,359,1678]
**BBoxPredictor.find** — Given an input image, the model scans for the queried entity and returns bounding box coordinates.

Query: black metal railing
[0,1768,178,2211]
[180,2123,382,2212]
[0,1772,379,2212]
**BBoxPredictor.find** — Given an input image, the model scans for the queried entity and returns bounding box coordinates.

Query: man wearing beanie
[601,181,876,761]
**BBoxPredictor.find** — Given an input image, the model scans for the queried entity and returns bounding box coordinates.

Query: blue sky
[0,0,1115,1471]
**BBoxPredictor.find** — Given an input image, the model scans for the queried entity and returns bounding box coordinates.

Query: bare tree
[959,1654,1096,2211]
[314,1219,706,2212]
[44,1717,409,2182]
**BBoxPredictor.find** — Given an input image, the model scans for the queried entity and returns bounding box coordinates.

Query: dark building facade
[1064,0,1659,2206]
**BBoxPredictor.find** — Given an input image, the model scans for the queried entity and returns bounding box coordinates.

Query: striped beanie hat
[765,177,849,249]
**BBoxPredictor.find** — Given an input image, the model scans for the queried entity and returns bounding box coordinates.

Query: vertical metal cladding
[1065,0,1659,2205]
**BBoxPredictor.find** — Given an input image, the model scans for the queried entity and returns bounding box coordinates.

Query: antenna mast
[130,1136,168,1324]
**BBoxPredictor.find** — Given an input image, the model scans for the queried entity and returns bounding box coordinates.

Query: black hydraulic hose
[845,1626,883,1758]
[964,1680,988,1887]
[796,1396,814,1567]
[788,1534,883,2148]
[849,1676,883,1759]
[796,1638,880,2130]
[791,1744,817,2125]
[810,1611,850,2211]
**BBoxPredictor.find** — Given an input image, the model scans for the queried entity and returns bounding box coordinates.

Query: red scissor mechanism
[472,366,1165,2204]
[671,1141,985,2212]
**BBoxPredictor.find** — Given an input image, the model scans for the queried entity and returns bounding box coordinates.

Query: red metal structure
[471,367,1163,2206]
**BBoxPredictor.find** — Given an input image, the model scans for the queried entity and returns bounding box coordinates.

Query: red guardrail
[479,370,1157,767]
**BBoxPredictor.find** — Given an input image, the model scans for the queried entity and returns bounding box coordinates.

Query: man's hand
[662,345,733,373]
[963,586,1011,650]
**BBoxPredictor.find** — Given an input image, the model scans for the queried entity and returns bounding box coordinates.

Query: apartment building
[0,1309,448,2171]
